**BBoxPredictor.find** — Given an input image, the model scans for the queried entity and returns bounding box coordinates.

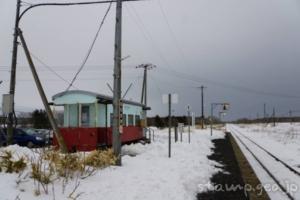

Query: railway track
[228,125,300,200]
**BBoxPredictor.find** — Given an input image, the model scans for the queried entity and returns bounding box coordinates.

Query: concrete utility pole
[136,63,156,137]
[199,86,206,129]
[18,29,68,153]
[272,107,276,127]
[112,0,123,166]
[263,103,266,118]
[263,103,266,123]
[210,104,213,136]
[187,105,191,143]
[168,94,171,158]
[7,0,21,145]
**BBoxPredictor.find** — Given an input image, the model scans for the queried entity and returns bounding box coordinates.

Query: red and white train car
[52,90,146,151]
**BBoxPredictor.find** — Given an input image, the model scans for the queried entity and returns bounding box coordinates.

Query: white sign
[162,94,168,104]
[2,94,13,114]
[191,112,195,128]
[162,94,178,104]
[178,123,184,132]
[172,93,178,104]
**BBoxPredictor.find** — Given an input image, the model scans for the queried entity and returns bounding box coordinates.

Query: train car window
[135,115,141,126]
[123,114,127,126]
[81,105,90,127]
[128,114,134,126]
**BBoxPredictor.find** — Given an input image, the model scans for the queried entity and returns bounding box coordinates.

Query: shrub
[84,149,116,168]
[0,151,27,173]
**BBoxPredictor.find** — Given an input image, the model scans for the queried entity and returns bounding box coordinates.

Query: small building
[52,90,146,151]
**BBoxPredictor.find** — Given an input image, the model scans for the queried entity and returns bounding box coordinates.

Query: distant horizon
[2,0,300,121]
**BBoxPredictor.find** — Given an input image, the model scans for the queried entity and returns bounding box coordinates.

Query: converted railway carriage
[52,90,146,151]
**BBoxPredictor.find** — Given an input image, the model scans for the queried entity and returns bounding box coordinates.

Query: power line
[125,4,172,67]
[157,67,300,99]
[1,75,140,82]
[156,0,188,67]
[149,74,163,96]
[29,52,79,89]
[66,1,113,90]
[17,42,79,88]
[124,2,300,100]
[0,65,136,70]
[19,0,142,20]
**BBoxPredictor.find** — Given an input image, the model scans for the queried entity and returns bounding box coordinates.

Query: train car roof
[52,90,145,107]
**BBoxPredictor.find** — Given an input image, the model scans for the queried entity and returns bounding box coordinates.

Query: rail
[229,125,298,200]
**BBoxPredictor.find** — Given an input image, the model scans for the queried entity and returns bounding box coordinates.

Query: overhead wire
[156,0,188,67]
[1,75,140,82]
[29,52,79,89]
[149,74,163,96]
[158,67,300,99]
[66,1,113,90]
[15,0,300,100]
[126,2,300,100]
[18,41,79,89]
[125,3,172,67]
[0,65,136,70]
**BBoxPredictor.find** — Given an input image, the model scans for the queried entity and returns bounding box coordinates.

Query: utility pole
[263,103,266,123]
[289,110,292,124]
[112,0,123,166]
[18,29,68,153]
[168,94,171,158]
[272,107,276,127]
[199,86,206,129]
[7,0,21,145]
[136,63,156,138]
[187,105,190,143]
[210,104,213,136]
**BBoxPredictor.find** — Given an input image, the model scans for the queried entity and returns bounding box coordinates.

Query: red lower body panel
[53,126,143,152]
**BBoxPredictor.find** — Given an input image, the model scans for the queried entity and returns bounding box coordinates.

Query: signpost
[187,105,191,143]
[162,93,178,158]
[178,123,184,142]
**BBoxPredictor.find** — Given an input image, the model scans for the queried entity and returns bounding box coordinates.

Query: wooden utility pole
[112,0,122,166]
[7,0,21,145]
[18,29,68,153]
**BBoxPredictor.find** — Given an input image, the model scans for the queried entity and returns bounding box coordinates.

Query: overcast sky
[1,0,300,120]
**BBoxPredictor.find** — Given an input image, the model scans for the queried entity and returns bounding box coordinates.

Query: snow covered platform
[0,128,224,200]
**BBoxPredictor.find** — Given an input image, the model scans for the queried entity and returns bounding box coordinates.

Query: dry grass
[84,149,116,168]
[0,148,116,197]
[0,151,27,173]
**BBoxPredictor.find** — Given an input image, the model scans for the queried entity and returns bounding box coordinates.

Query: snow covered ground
[228,123,300,200]
[0,128,224,200]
